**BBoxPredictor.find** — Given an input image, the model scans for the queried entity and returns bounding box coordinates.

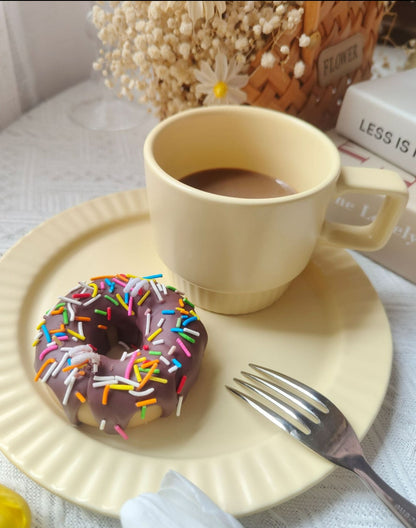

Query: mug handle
[321,166,409,251]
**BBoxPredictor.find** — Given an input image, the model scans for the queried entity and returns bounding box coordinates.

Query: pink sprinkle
[114,424,128,440]
[100,281,105,290]
[128,295,133,316]
[124,350,139,380]
[39,344,58,361]
[176,338,191,357]
[113,278,126,287]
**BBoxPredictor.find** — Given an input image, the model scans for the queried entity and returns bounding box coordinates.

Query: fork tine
[226,385,299,435]
[241,371,320,422]
[249,364,329,413]
[233,378,312,434]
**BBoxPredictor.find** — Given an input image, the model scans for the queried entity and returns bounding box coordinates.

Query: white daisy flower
[186,1,226,25]
[194,52,249,106]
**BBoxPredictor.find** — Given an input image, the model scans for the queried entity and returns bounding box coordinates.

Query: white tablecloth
[0,80,415,528]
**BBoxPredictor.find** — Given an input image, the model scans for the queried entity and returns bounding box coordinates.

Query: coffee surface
[180,167,296,198]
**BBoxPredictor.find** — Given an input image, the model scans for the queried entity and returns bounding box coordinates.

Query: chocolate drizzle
[33,274,208,437]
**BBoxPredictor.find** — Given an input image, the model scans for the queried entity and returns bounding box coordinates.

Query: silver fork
[227,364,416,528]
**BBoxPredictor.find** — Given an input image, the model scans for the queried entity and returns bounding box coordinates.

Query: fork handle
[352,456,416,527]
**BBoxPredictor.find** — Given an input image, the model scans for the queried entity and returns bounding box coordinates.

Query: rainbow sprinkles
[33,273,208,440]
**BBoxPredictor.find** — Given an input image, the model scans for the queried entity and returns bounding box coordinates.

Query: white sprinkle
[183,328,200,337]
[63,376,76,405]
[92,380,114,388]
[52,352,69,377]
[129,387,155,397]
[168,345,176,355]
[93,375,117,382]
[159,356,170,365]
[124,277,147,297]
[64,367,78,386]
[67,303,75,322]
[41,361,57,383]
[152,339,164,345]
[157,318,165,327]
[99,419,106,430]
[168,365,178,373]
[83,294,102,306]
[59,296,82,305]
[118,340,130,350]
[115,375,140,387]
[176,395,184,416]
[145,312,151,335]
[120,351,128,361]
[77,321,84,338]
[150,280,163,301]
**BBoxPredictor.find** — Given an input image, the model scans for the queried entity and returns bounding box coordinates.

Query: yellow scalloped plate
[0,189,392,518]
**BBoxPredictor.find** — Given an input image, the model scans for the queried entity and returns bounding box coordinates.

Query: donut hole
[99,324,142,360]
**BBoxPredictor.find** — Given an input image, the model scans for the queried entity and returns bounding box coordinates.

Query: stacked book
[326,68,416,284]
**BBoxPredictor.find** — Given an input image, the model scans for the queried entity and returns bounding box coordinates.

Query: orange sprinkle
[137,362,158,390]
[179,298,185,307]
[50,307,64,315]
[176,308,190,315]
[75,391,86,403]
[102,384,110,405]
[34,358,56,381]
[116,274,129,282]
[98,324,108,330]
[75,316,91,322]
[62,361,88,372]
[135,398,157,408]
[141,359,159,369]
[50,324,66,334]
[90,275,115,280]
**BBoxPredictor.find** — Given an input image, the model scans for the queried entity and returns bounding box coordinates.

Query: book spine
[336,89,416,176]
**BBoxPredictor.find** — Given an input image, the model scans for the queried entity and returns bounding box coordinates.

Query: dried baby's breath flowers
[92,1,307,119]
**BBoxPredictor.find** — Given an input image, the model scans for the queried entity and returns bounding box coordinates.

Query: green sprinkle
[139,368,161,374]
[149,351,162,356]
[176,317,182,328]
[167,286,177,291]
[105,295,119,306]
[141,406,147,419]
[94,309,107,316]
[54,302,66,309]
[179,332,195,344]
[183,298,195,308]
[62,309,69,325]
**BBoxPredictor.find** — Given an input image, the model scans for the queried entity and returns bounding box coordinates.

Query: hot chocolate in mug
[144,106,408,314]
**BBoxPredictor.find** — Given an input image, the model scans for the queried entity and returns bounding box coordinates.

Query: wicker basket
[243,1,386,130]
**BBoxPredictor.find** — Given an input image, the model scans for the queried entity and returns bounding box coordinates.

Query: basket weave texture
[244,1,386,130]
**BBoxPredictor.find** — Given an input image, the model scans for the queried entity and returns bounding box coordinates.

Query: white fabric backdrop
[0,0,95,130]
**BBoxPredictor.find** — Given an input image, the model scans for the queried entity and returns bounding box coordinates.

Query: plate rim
[0,188,392,518]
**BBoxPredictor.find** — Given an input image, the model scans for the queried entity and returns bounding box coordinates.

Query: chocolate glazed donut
[33,273,208,439]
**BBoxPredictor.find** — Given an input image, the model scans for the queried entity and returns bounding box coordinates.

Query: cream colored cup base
[171,273,291,314]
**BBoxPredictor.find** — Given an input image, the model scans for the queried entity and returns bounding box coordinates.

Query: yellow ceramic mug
[144,106,408,314]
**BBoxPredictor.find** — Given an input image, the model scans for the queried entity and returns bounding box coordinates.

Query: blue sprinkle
[41,324,52,343]
[162,310,175,315]
[104,278,115,293]
[182,316,197,326]
[143,273,163,279]
[124,292,129,304]
[172,358,182,368]
[170,328,182,333]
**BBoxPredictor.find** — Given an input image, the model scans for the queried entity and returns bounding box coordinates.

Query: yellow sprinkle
[36,320,46,330]
[32,338,40,347]
[109,384,135,390]
[67,329,86,341]
[116,293,130,311]
[147,327,162,342]
[137,290,151,306]
[190,310,199,319]
[134,357,146,363]
[88,282,98,297]
[149,376,168,384]
[134,364,142,382]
